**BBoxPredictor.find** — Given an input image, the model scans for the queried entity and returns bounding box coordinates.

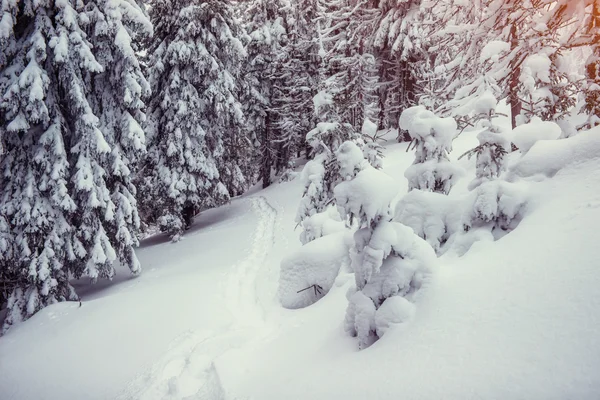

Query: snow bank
[511,118,561,153]
[278,232,352,309]
[511,126,600,178]
[374,295,415,338]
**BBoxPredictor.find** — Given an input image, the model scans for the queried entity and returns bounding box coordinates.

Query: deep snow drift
[1,125,600,400]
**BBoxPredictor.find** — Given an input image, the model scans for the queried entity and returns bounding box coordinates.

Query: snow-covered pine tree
[295,89,357,243]
[443,0,578,129]
[269,0,321,167]
[241,0,287,188]
[372,0,428,133]
[458,89,508,190]
[0,0,150,331]
[554,0,600,129]
[399,105,462,194]
[334,141,435,349]
[318,0,380,132]
[83,0,152,277]
[145,0,247,240]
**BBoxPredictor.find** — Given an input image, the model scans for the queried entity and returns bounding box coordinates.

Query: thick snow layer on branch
[480,40,510,63]
[336,141,366,180]
[334,166,398,227]
[510,119,562,153]
[279,232,352,309]
[399,106,456,146]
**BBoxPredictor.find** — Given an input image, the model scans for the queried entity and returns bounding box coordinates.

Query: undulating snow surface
[2,125,600,400]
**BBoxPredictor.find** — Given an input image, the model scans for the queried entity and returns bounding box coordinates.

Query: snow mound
[334,166,397,226]
[374,296,415,338]
[511,126,600,178]
[278,232,352,309]
[511,119,561,153]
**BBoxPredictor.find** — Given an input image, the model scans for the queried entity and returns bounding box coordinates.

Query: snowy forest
[1,0,600,399]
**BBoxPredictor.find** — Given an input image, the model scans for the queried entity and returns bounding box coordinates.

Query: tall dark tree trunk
[509,22,521,129]
[261,111,272,188]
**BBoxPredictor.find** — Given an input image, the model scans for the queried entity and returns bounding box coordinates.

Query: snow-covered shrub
[465,180,528,237]
[296,155,328,225]
[394,190,465,255]
[299,207,346,245]
[295,90,358,242]
[278,232,352,309]
[399,106,463,194]
[458,93,510,190]
[334,141,436,349]
[361,119,384,169]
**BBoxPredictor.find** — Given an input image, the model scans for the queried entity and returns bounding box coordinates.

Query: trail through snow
[117,196,279,400]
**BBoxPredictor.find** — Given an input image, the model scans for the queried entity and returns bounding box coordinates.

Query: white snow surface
[2,121,600,400]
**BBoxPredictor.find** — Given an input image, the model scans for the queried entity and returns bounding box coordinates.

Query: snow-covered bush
[299,207,346,245]
[394,190,465,255]
[399,106,463,194]
[458,93,510,190]
[334,141,436,349]
[465,180,528,238]
[296,90,358,242]
[278,232,352,309]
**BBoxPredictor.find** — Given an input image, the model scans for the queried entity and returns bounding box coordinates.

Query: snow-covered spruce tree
[399,105,462,194]
[443,0,580,130]
[458,91,527,236]
[334,141,435,349]
[0,0,150,331]
[269,0,321,168]
[371,0,429,133]
[241,0,286,188]
[458,90,508,190]
[82,0,152,277]
[145,0,247,240]
[554,0,600,129]
[318,0,380,132]
[295,90,357,244]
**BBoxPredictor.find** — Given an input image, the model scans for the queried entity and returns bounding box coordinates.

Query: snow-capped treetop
[336,141,367,181]
[335,164,398,228]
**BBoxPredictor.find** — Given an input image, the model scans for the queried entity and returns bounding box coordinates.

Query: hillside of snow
[1,123,600,400]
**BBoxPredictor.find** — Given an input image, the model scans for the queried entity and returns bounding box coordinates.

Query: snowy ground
[2,121,600,399]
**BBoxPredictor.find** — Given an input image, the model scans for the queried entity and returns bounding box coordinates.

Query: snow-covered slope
[2,127,600,400]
